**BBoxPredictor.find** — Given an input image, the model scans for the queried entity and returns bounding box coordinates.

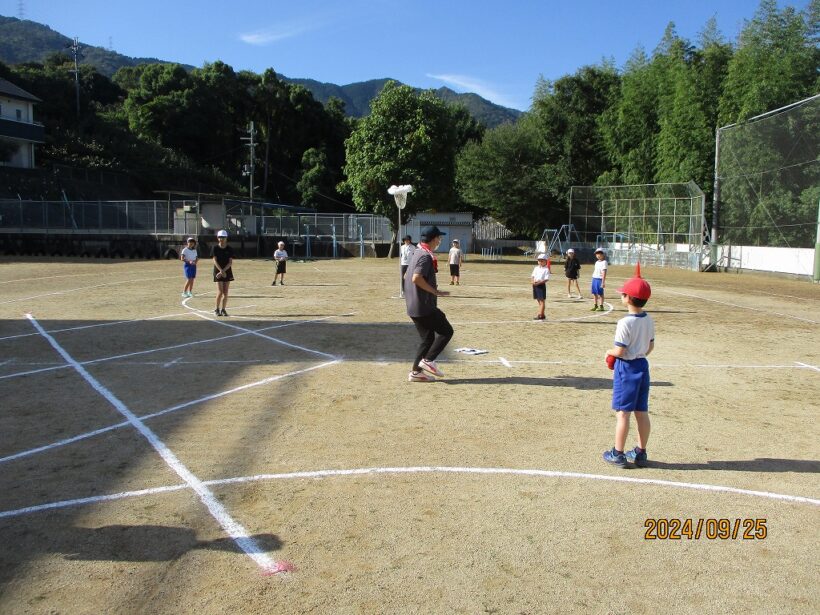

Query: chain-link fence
[715,94,820,249]
[569,182,707,270]
[0,199,175,233]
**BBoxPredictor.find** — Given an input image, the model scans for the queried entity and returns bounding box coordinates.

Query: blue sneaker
[603,447,627,468]
[625,447,648,468]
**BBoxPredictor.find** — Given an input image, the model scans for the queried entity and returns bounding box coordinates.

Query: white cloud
[426,73,521,110]
[239,18,323,46]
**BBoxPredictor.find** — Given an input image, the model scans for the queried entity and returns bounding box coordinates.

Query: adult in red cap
[603,263,655,468]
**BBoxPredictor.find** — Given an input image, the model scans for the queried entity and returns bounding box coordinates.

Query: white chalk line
[189,311,338,360]
[0,311,192,343]
[795,361,820,372]
[665,289,819,324]
[446,358,815,370]
[0,276,177,305]
[499,357,512,368]
[2,465,817,520]
[0,315,340,381]
[452,302,612,325]
[0,271,102,285]
[0,359,341,466]
[24,313,281,574]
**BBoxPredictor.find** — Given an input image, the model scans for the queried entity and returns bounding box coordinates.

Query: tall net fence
[569,182,706,270]
[716,94,820,248]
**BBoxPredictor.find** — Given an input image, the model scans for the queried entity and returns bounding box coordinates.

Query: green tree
[456,116,548,237]
[719,0,819,124]
[296,147,332,209]
[342,81,482,251]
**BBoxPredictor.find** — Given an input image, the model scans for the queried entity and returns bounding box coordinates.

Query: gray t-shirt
[404,248,437,317]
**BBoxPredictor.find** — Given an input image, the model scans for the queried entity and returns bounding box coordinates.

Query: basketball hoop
[388,184,413,209]
[388,185,413,297]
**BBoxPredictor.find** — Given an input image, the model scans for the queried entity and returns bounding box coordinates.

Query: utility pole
[68,37,81,118]
[241,121,257,200]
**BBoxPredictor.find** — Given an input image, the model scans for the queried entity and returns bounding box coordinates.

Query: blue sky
[6,0,811,111]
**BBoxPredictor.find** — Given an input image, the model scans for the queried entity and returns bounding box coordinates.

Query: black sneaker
[220,309,228,317]
[271,281,276,285]
[603,447,628,468]
[625,447,648,468]
[214,308,221,317]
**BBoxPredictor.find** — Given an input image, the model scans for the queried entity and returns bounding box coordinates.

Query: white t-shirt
[531,264,550,283]
[274,249,288,261]
[400,243,416,266]
[614,312,655,360]
[181,247,198,264]
[592,259,608,279]
[448,247,462,265]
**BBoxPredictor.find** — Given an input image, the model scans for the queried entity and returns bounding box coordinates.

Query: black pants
[401,265,409,286]
[410,308,454,371]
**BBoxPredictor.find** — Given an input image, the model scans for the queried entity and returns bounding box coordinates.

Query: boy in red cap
[603,264,655,468]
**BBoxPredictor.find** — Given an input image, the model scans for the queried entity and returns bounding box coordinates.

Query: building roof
[0,78,41,103]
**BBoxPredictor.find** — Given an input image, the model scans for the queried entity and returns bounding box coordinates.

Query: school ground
[0,256,818,614]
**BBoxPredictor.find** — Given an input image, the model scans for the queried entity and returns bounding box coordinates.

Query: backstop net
[569,181,706,270]
[715,93,820,249]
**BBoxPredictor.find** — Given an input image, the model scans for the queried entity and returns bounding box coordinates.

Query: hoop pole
[813,197,820,283]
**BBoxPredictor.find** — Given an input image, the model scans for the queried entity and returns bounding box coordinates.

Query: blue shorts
[532,284,546,301]
[184,263,197,279]
[612,357,650,411]
[591,278,604,296]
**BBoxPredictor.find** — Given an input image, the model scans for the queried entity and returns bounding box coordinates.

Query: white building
[0,78,44,169]
[403,212,474,252]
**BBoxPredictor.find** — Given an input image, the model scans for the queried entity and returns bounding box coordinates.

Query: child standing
[603,265,654,468]
[564,248,582,298]
[180,237,198,298]
[531,253,551,320]
[590,247,608,311]
[272,241,288,285]
[448,239,463,285]
[400,235,416,291]
[212,230,234,317]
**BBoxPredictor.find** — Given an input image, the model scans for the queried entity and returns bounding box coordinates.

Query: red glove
[606,354,616,370]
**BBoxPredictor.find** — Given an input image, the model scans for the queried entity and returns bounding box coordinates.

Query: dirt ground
[0,254,818,615]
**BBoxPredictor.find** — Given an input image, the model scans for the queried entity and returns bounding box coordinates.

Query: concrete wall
[713,245,816,278]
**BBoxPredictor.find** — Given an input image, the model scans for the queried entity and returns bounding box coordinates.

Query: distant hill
[0,15,522,127]
[0,16,192,75]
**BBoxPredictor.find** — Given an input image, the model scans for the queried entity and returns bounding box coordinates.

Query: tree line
[1,0,817,243]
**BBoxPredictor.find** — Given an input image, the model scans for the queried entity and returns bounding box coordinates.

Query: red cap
[617,262,651,300]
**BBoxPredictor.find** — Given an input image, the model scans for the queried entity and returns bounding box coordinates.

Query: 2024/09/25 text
[644,518,767,540]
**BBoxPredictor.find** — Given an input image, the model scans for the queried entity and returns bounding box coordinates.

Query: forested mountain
[0,15,520,127]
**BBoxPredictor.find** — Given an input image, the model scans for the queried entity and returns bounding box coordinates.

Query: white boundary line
[2,465,817,520]
[795,361,820,372]
[0,359,341,465]
[0,315,340,381]
[24,313,282,574]
[0,276,177,305]
[0,311,191,342]
[664,289,819,324]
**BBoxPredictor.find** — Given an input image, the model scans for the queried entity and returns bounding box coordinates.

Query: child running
[180,237,198,298]
[591,247,608,311]
[531,253,550,320]
[603,264,654,468]
[564,248,582,298]
[272,241,288,285]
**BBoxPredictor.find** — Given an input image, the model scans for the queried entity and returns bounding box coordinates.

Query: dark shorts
[183,263,197,279]
[612,357,650,411]
[449,264,460,276]
[532,284,546,300]
[213,267,234,283]
[565,273,578,280]
[276,261,287,274]
[591,278,604,296]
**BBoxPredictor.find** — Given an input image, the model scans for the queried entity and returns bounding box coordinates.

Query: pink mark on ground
[262,560,297,576]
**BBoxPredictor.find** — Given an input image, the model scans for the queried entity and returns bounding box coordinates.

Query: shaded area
[647,458,820,473]
[442,376,673,389]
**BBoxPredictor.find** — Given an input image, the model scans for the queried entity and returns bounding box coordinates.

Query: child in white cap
[180,237,198,298]
[591,247,607,311]
[564,248,581,298]
[531,254,550,320]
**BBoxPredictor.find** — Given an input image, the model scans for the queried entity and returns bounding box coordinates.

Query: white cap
[217,230,228,238]
[536,253,548,260]
[566,248,575,254]
[594,247,605,254]
[186,237,195,242]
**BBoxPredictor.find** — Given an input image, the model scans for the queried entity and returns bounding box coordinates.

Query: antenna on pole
[17,0,25,19]
[241,121,257,200]
[67,37,81,118]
